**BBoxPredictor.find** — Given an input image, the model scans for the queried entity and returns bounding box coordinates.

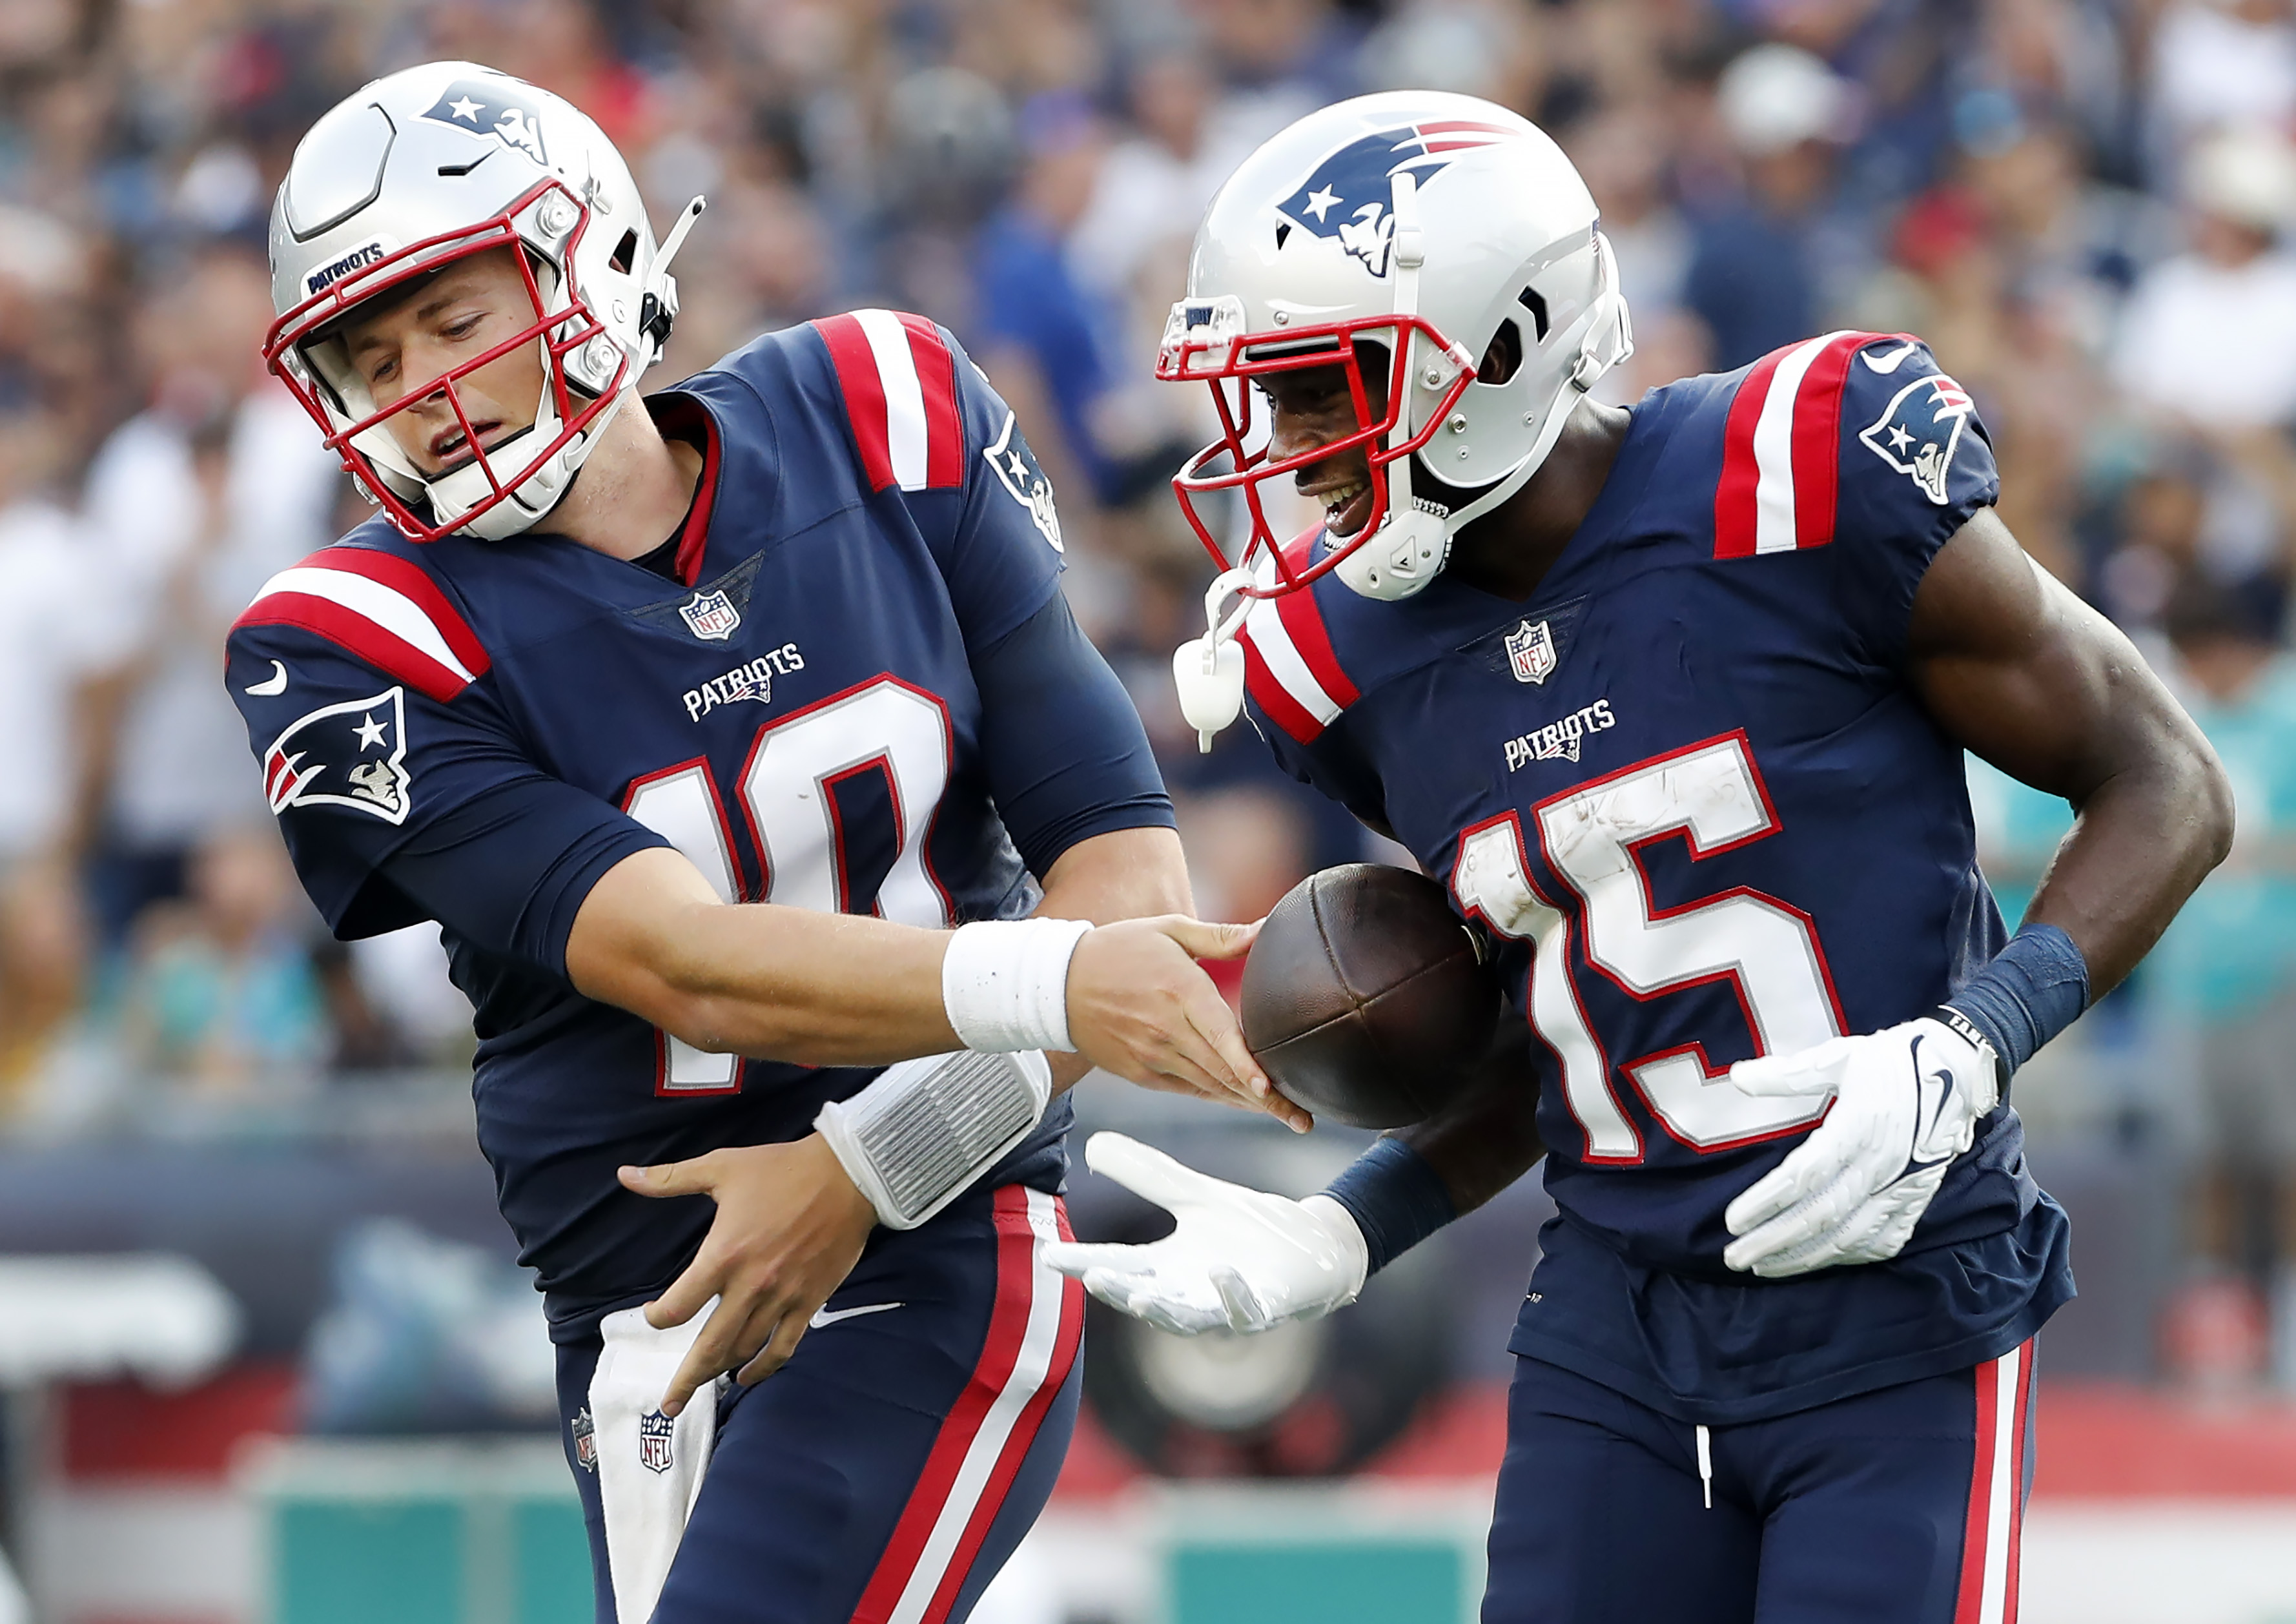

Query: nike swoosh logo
[1860,340,1921,374]
[245,660,289,696]
[809,1300,902,1330]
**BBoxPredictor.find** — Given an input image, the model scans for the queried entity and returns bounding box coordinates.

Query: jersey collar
[646,391,724,588]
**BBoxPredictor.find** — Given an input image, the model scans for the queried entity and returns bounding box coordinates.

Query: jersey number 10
[622,676,955,1093]
[1451,732,1847,1162]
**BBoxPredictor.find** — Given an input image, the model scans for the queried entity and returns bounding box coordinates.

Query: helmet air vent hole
[1517,286,1549,342]
[609,230,637,274]
[1275,222,1291,249]
[1477,320,1524,386]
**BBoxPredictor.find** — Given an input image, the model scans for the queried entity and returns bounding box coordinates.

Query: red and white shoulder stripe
[1236,538,1361,746]
[234,546,490,704]
[814,309,967,495]
[1712,329,1904,560]
[852,1186,1082,1624]
[1955,1337,2036,1624]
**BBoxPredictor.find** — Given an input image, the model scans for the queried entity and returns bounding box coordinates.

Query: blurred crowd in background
[0,0,2293,1383]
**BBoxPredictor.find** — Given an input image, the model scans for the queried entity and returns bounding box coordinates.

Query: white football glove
[1039,1132,1369,1335]
[1721,1014,2000,1279]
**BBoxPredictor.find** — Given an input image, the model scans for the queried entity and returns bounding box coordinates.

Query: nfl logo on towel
[679,590,741,641]
[639,1409,676,1474]
[1505,618,1557,684]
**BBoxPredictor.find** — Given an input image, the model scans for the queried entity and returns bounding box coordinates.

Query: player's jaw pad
[339,245,547,480]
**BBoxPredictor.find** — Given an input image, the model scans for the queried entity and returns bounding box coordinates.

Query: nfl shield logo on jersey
[1504,618,1558,684]
[638,1409,675,1474]
[571,1406,597,1473]
[679,589,743,641]
[1858,373,1974,505]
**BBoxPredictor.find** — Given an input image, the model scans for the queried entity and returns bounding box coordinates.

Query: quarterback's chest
[496,546,974,805]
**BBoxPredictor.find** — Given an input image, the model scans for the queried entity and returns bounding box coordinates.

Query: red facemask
[265,178,623,543]
[1156,305,1475,598]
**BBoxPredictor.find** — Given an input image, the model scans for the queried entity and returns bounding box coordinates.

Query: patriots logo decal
[261,688,411,825]
[1858,373,1975,506]
[421,78,548,167]
[983,410,1061,553]
[1277,121,1517,277]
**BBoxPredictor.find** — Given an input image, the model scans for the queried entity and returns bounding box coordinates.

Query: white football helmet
[1160,92,1632,605]
[263,61,705,542]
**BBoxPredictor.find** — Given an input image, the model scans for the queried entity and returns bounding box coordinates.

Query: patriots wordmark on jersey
[1239,332,2073,1424]
[225,311,1149,1346]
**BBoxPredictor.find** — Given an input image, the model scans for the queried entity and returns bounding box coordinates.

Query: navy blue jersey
[1241,332,2073,1423]
[227,312,1171,1341]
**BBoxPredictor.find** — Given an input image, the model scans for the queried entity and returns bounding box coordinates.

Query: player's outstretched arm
[1721,507,2235,1278]
[573,839,1282,1412]
[566,844,1271,1104]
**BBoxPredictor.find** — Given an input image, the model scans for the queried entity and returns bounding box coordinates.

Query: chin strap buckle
[1171,568,1256,752]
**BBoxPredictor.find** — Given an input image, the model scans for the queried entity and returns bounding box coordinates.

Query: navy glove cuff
[1322,1137,1457,1277]
[1941,921,2090,1082]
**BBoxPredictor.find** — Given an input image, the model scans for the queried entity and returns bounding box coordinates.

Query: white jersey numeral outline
[622,675,954,1095]
[1453,732,1847,1157]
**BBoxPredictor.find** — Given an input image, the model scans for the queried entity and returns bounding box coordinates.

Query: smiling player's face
[341,245,548,478]
[1260,351,1391,540]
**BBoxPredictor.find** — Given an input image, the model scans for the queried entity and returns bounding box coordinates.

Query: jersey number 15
[1451,732,1847,1162]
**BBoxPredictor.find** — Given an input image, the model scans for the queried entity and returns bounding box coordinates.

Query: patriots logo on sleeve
[981,411,1062,553]
[262,687,411,825]
[1858,373,1975,506]
[1277,121,1517,277]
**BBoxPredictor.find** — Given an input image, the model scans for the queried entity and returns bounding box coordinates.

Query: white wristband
[941,918,1092,1053]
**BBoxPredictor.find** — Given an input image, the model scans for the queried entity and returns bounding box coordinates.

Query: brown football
[1240,863,1500,1129]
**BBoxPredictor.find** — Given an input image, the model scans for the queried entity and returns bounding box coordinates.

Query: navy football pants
[1484,1343,2036,1624]
[554,1184,1084,1624]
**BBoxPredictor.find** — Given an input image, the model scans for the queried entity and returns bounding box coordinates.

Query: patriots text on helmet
[304,240,391,296]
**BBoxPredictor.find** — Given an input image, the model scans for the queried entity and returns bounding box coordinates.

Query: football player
[1047,94,2232,1623]
[231,63,1299,1624]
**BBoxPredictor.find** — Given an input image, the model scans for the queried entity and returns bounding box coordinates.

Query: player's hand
[617,1133,876,1414]
[1065,916,1311,1133]
[1039,1132,1366,1334]
[1721,1016,2000,1279]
